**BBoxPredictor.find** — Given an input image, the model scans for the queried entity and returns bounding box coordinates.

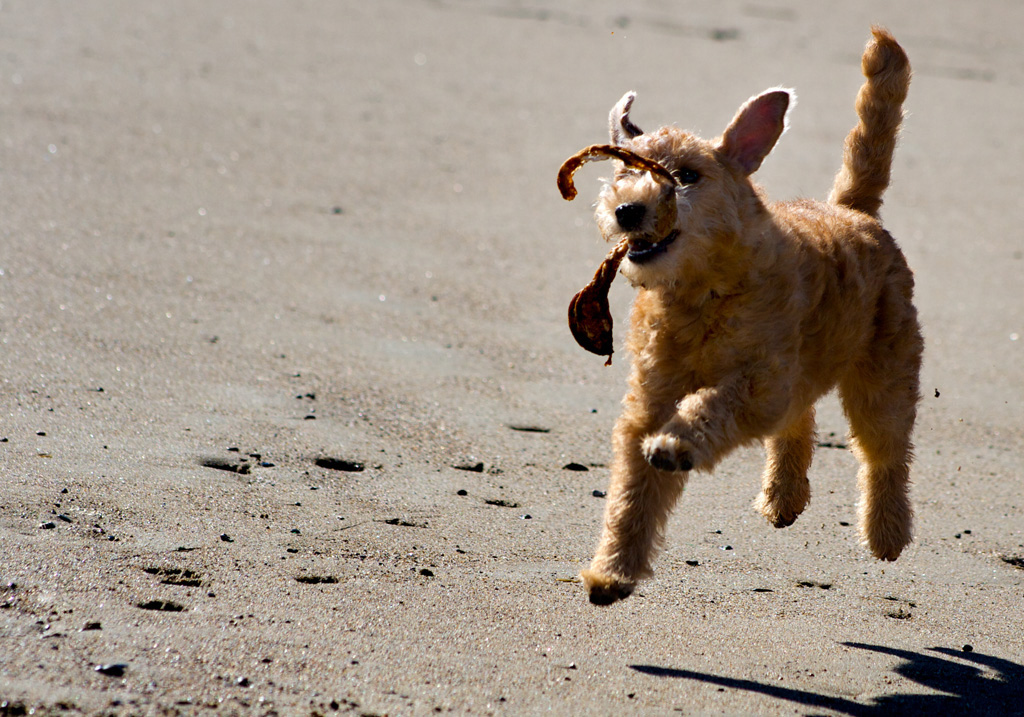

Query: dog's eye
[673,167,700,184]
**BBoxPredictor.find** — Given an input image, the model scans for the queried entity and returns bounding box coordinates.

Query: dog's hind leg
[843,388,916,561]
[582,412,689,605]
[839,290,922,561]
[754,406,815,528]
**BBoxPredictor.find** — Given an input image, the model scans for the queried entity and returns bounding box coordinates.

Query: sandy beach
[2,1,1022,714]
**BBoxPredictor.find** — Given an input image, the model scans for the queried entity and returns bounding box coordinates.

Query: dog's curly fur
[579,28,922,606]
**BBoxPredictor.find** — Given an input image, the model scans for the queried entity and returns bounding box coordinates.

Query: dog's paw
[755,494,799,528]
[754,483,810,529]
[860,493,913,562]
[767,509,799,528]
[580,569,635,606]
[863,517,912,562]
[642,434,694,472]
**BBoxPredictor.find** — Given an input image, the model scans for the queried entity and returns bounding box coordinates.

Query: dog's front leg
[643,375,788,473]
[583,409,689,605]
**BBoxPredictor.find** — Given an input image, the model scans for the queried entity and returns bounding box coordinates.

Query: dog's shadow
[631,642,1023,715]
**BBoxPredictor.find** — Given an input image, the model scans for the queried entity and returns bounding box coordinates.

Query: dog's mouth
[626,229,680,265]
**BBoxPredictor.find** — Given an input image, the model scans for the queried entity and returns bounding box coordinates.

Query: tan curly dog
[576,28,923,605]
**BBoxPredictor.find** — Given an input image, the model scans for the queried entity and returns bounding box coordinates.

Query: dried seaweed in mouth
[558,144,679,364]
[557,142,675,200]
[567,240,629,364]
[557,144,677,201]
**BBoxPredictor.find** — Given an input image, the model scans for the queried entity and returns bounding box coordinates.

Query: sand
[1,1,1022,714]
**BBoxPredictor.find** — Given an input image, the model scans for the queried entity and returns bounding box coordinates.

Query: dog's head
[595,90,791,289]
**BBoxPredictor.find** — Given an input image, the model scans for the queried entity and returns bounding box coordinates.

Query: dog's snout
[615,203,646,231]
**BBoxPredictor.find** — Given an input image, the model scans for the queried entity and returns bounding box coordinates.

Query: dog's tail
[828,27,910,218]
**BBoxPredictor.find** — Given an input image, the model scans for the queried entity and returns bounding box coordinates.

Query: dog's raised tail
[828,27,910,218]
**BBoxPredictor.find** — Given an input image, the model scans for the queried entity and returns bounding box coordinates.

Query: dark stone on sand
[200,456,251,474]
[315,457,365,472]
[484,499,519,508]
[563,462,589,471]
[95,663,128,677]
[137,599,186,612]
[382,517,426,527]
[508,424,551,433]
[816,440,848,449]
[295,575,339,584]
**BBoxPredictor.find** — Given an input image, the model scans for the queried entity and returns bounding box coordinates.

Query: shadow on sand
[631,642,1023,715]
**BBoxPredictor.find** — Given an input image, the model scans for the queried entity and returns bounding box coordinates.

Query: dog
[577,27,923,605]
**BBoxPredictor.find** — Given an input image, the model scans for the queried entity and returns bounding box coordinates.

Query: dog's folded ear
[609,91,644,145]
[718,89,792,175]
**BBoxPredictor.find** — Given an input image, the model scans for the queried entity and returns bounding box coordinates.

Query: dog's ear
[609,92,643,145]
[718,89,791,174]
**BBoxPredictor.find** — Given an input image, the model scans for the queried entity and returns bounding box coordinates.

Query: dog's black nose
[615,202,646,231]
